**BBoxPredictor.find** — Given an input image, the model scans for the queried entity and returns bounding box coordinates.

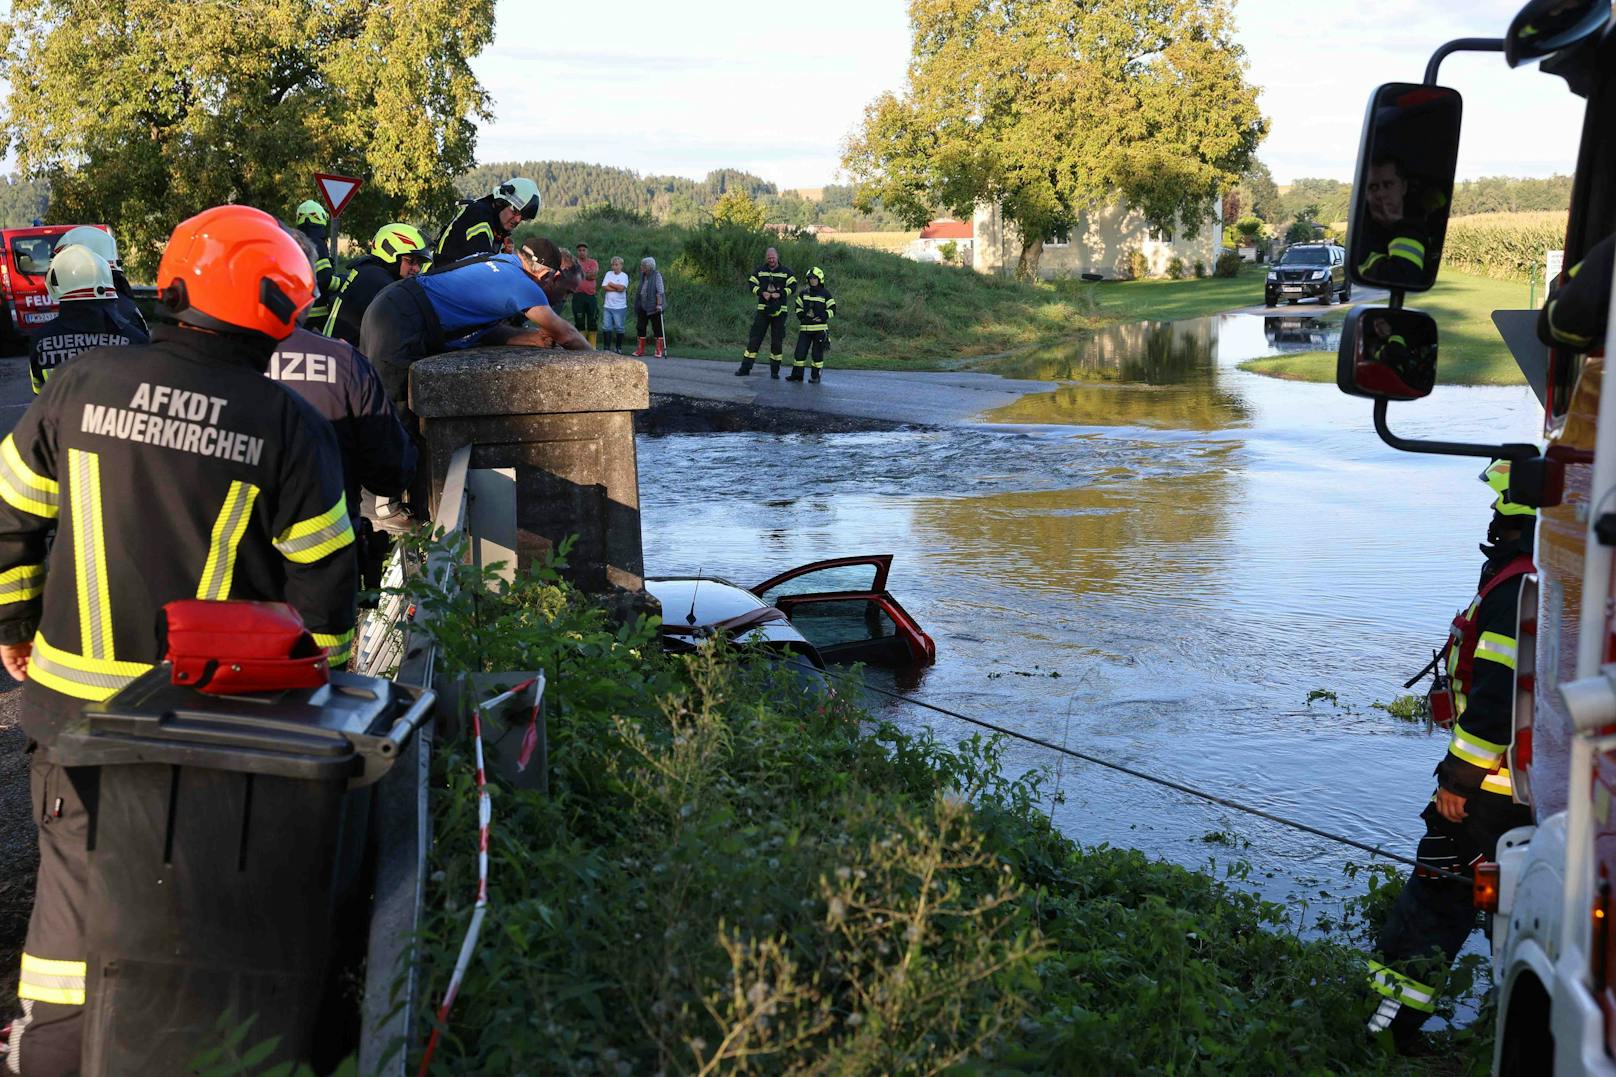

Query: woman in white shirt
[600,256,630,353]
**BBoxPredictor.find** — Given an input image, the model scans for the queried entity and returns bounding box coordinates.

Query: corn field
[1442,211,1568,282]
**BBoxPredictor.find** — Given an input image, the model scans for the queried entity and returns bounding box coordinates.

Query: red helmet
[157,205,314,340]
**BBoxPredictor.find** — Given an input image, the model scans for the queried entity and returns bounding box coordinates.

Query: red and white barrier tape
[418,673,544,1075]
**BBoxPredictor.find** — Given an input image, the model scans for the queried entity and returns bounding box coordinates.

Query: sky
[473,0,1587,188]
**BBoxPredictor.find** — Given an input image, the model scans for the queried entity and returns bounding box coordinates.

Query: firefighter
[52,226,148,338]
[294,199,336,325]
[322,223,434,346]
[1356,157,1430,287]
[25,245,149,395]
[274,226,417,601]
[0,205,355,1076]
[788,266,835,384]
[1367,459,1535,1054]
[734,247,795,377]
[1538,232,1614,352]
[433,177,540,266]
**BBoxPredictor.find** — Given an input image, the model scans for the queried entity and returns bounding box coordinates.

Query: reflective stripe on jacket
[1437,555,1532,798]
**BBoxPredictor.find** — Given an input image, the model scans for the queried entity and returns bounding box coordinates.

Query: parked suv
[1264,243,1350,307]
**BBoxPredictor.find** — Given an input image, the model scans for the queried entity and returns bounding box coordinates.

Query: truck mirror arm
[1424,37,1505,84]
[1372,398,1536,463]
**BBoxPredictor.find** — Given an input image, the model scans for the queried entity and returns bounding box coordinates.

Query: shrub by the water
[1214,250,1244,278]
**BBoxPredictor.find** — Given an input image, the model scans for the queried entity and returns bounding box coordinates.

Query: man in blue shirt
[358,237,589,408]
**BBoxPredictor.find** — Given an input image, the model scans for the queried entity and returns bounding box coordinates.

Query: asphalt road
[1226,283,1392,317]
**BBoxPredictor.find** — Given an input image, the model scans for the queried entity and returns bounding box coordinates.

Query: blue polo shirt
[416,254,549,346]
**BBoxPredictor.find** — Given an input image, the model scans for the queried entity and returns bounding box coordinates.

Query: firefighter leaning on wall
[322,223,434,347]
[1367,460,1535,1055]
[1,205,356,1077]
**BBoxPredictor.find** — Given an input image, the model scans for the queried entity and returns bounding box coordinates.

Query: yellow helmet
[295,200,329,227]
[371,223,432,265]
[1481,459,1537,517]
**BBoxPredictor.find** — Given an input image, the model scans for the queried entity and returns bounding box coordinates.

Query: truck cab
[0,223,114,354]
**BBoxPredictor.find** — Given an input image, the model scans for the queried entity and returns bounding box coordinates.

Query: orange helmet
[157,205,314,340]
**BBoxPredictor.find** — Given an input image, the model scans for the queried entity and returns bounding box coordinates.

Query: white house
[970,200,1223,279]
[904,219,975,266]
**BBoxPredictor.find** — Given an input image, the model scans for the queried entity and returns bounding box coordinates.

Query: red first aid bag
[161,599,330,694]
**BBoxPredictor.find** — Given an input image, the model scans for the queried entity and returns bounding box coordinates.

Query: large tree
[843,0,1267,280]
[0,0,494,276]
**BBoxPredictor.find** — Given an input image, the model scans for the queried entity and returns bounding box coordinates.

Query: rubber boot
[587,330,598,349]
[786,365,805,382]
[769,360,781,379]
[634,337,646,357]
[735,358,754,377]
[810,368,821,384]
[655,337,665,358]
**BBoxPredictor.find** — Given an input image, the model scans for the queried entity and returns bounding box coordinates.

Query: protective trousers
[792,333,829,370]
[8,756,89,1077]
[1369,795,1530,1047]
[745,309,787,364]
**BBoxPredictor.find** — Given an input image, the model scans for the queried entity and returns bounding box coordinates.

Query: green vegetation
[843,0,1265,280]
[1444,212,1568,282]
[406,538,1478,1073]
[1239,270,1536,387]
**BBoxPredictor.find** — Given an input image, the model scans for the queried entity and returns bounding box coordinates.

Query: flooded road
[637,312,1542,915]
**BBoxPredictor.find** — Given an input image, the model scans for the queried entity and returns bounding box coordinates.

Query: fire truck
[0,222,113,355]
[1335,2,1616,1071]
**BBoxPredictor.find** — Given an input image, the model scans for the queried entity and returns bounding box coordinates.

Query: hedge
[1441,211,1568,282]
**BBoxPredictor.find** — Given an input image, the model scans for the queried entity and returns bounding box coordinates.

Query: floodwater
[636,312,1543,917]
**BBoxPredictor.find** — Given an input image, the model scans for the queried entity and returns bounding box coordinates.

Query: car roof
[644,576,815,649]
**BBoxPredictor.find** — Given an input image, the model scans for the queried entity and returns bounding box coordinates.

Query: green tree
[1279,178,1351,227]
[1235,159,1280,224]
[1,0,495,276]
[711,189,766,231]
[1285,204,1322,244]
[843,0,1266,280]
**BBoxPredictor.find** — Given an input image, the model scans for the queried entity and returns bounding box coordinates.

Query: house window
[1043,228,1070,249]
[1148,226,1174,244]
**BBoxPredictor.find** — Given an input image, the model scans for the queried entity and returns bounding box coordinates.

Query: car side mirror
[1337,306,1439,401]
[1505,0,1610,67]
[1347,83,1463,293]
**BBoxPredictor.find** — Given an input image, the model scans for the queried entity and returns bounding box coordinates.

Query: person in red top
[572,242,600,349]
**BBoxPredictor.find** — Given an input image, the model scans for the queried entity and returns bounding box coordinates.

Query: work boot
[810,368,821,383]
[786,366,805,382]
[655,337,666,358]
[634,337,646,357]
[769,360,781,379]
[735,359,754,377]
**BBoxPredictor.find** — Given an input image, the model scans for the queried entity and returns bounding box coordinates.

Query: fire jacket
[1356,218,1430,287]
[322,255,399,347]
[1539,233,1614,351]
[26,299,149,394]
[794,282,835,331]
[0,325,357,739]
[267,327,417,516]
[750,262,796,316]
[112,270,150,338]
[1435,554,1532,800]
[297,222,336,324]
[433,196,506,266]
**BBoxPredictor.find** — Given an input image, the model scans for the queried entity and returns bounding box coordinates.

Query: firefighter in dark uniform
[52,226,148,338]
[25,245,149,395]
[432,177,540,266]
[789,266,835,383]
[294,200,336,326]
[1356,157,1431,287]
[734,247,796,378]
[1368,460,1535,1054]
[1538,233,1614,352]
[322,223,433,347]
[0,205,356,1075]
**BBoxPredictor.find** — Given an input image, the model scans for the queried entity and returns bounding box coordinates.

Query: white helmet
[47,244,115,303]
[492,177,541,221]
[55,225,120,271]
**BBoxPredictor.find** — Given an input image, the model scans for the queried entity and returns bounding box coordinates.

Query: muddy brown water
[637,312,1543,920]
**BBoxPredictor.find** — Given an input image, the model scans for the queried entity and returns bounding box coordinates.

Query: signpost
[312,172,363,279]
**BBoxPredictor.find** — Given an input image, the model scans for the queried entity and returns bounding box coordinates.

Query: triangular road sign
[313,172,363,217]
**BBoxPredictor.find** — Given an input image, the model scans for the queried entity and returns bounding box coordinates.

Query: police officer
[1,205,355,1076]
[274,227,417,601]
[294,199,336,325]
[1368,460,1535,1054]
[25,245,149,394]
[734,248,796,377]
[52,226,148,338]
[322,223,433,347]
[788,266,835,384]
[433,178,540,266]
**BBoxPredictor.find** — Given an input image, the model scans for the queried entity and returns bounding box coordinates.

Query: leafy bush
[677,223,769,286]
[938,239,958,264]
[1166,256,1186,280]
[1193,259,1207,278]
[574,202,654,228]
[711,189,767,231]
[1443,211,1569,282]
[1124,248,1150,280]
[1214,250,1243,278]
[1234,215,1265,242]
[400,536,1469,1073]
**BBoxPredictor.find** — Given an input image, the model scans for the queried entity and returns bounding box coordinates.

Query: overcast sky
[474,0,1586,187]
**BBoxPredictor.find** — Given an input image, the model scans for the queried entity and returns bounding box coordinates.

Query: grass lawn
[1067,264,1267,323]
[1238,270,1535,386]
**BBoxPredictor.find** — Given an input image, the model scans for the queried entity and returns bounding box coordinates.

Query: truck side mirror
[1347,83,1463,293]
[1337,306,1438,401]
[1505,0,1610,67]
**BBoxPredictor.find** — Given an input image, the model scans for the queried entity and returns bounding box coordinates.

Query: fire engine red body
[0,223,112,353]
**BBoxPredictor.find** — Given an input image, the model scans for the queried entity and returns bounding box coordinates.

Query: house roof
[919,219,973,240]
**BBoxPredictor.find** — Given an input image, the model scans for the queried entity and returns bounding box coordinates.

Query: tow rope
[418,674,543,1076]
[794,661,1473,884]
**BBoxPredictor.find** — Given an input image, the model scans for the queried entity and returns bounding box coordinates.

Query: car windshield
[1279,247,1330,266]
[10,237,56,277]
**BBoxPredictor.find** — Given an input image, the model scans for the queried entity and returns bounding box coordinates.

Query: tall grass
[1443,211,1568,282]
